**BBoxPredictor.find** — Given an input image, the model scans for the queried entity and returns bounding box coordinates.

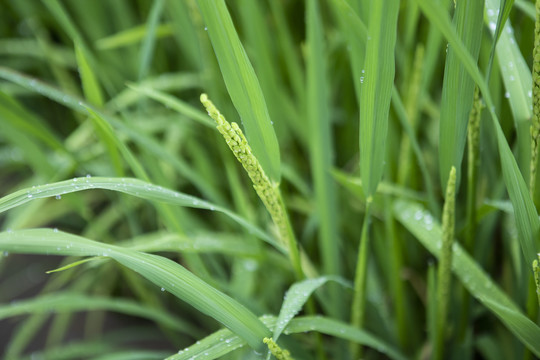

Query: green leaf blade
[393,199,540,355]
[196,0,281,182]
[438,0,484,189]
[359,0,400,198]
[0,229,271,351]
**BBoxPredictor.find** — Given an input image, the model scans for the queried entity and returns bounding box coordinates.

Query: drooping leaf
[0,229,272,351]
[196,0,281,182]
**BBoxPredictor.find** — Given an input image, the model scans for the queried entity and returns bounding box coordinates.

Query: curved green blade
[196,0,281,182]
[0,229,271,351]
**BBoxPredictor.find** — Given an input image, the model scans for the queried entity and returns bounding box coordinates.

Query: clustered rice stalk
[465,86,482,252]
[434,166,457,360]
[534,256,540,306]
[530,0,540,200]
[200,94,303,279]
[263,337,294,360]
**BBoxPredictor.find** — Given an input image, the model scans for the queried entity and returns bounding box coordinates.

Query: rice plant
[0,0,539,359]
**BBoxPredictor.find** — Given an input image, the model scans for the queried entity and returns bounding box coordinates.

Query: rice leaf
[359,0,400,198]
[489,0,532,171]
[107,73,200,111]
[438,0,483,189]
[138,0,165,80]
[166,328,244,360]
[0,292,195,334]
[196,0,281,182]
[272,276,351,342]
[96,24,174,50]
[394,199,540,356]
[45,257,104,273]
[0,229,272,351]
[124,231,259,256]
[306,0,341,306]
[415,0,540,277]
[167,315,406,360]
[84,106,125,177]
[0,177,282,251]
[75,42,104,106]
[126,84,214,128]
[283,316,407,360]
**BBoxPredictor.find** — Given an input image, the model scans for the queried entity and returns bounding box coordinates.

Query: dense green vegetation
[0,0,539,359]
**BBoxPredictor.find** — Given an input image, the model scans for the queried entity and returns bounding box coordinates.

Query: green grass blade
[166,328,244,360]
[273,276,350,342]
[415,0,540,272]
[96,24,173,51]
[0,229,272,351]
[107,72,199,111]
[394,199,540,356]
[196,0,280,182]
[45,257,104,273]
[169,314,406,360]
[126,84,214,128]
[75,42,104,106]
[0,177,281,251]
[124,231,259,256]
[306,0,341,306]
[284,316,407,360]
[0,292,195,334]
[84,106,125,176]
[487,0,532,169]
[438,0,483,189]
[138,0,165,81]
[359,0,399,198]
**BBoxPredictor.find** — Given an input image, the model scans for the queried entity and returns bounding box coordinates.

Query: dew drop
[53,228,58,233]
[161,287,165,292]
[55,195,61,200]
[504,92,510,98]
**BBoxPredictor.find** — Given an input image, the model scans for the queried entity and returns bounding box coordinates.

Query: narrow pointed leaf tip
[196,0,281,182]
[359,0,399,198]
[273,276,351,342]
